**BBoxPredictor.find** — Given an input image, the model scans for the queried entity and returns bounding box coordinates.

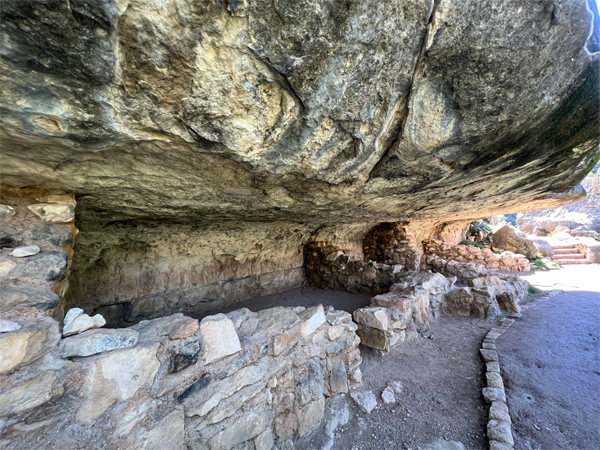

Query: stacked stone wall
[422,240,530,272]
[0,185,77,321]
[304,241,407,295]
[0,305,361,449]
[363,222,420,271]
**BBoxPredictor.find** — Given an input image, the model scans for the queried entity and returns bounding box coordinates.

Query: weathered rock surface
[62,313,106,337]
[200,314,242,363]
[0,0,597,228]
[492,226,538,259]
[10,245,40,257]
[59,328,139,358]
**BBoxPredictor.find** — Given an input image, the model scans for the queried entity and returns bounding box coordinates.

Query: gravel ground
[496,290,600,450]
[298,314,496,450]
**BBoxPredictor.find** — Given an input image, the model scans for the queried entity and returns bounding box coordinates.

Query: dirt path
[496,291,600,450]
[298,315,496,450]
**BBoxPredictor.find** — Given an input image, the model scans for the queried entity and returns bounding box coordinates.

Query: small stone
[387,381,403,395]
[480,349,499,362]
[0,225,22,248]
[482,342,496,349]
[381,386,396,404]
[169,318,199,340]
[62,313,106,336]
[349,367,362,383]
[199,313,241,364]
[63,307,84,329]
[490,401,511,423]
[59,328,139,358]
[487,361,501,373]
[0,319,21,333]
[489,440,514,450]
[294,306,306,314]
[486,372,504,389]
[488,419,514,445]
[267,377,277,388]
[325,310,352,325]
[300,305,326,337]
[486,332,501,340]
[483,387,506,404]
[421,440,466,450]
[28,203,75,223]
[0,205,16,223]
[10,245,41,257]
[350,390,377,413]
[327,325,345,341]
[169,340,201,373]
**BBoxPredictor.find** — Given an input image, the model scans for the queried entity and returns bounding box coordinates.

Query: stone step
[554,253,586,259]
[558,259,592,265]
[552,248,578,254]
[551,245,577,250]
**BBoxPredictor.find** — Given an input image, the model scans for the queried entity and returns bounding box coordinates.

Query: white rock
[59,328,139,358]
[381,386,396,404]
[62,313,106,337]
[63,307,84,330]
[0,319,21,333]
[387,380,403,396]
[11,245,41,257]
[300,305,326,337]
[28,203,75,223]
[350,390,377,413]
[200,313,241,364]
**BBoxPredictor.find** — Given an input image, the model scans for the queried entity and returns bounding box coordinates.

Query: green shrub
[528,286,542,295]
[460,240,484,248]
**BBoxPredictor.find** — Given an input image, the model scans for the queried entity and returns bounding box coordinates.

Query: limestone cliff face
[1,0,598,226]
[1,0,599,321]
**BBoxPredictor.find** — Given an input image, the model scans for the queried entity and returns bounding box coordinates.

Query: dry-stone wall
[0,304,361,449]
[363,222,420,271]
[423,240,530,273]
[304,241,408,295]
[0,185,77,321]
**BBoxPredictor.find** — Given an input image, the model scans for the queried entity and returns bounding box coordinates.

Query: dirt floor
[496,290,600,450]
[297,314,496,450]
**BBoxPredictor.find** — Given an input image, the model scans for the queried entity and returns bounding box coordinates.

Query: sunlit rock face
[0,0,599,320]
[1,0,598,226]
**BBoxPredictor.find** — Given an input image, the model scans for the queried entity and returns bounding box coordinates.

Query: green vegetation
[460,240,484,248]
[528,286,542,295]
[470,219,493,234]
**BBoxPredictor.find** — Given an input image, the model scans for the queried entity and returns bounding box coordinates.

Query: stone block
[297,397,325,437]
[63,313,106,337]
[200,314,241,364]
[0,317,61,374]
[487,420,514,445]
[300,305,326,337]
[28,203,75,223]
[8,251,68,282]
[76,343,161,424]
[480,349,499,362]
[486,372,504,389]
[486,361,500,373]
[489,401,511,423]
[207,410,273,450]
[489,440,514,450]
[254,429,274,450]
[31,222,73,247]
[0,369,65,416]
[356,325,391,351]
[169,318,199,340]
[325,310,351,325]
[59,328,139,358]
[350,390,377,413]
[483,387,506,404]
[327,356,348,395]
[0,286,60,312]
[297,358,324,405]
[353,307,389,331]
[169,340,201,373]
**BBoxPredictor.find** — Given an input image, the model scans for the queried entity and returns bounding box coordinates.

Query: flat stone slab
[480,348,499,362]
[199,313,241,363]
[350,390,377,413]
[300,305,326,337]
[483,387,506,404]
[28,203,75,223]
[11,245,40,257]
[59,328,139,358]
[63,314,106,337]
[0,319,21,333]
[488,419,514,446]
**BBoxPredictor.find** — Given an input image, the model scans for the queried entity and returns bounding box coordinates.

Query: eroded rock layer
[0,0,598,227]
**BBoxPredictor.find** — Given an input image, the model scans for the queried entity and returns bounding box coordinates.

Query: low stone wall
[574,240,599,263]
[304,241,407,295]
[0,305,361,449]
[423,240,530,272]
[0,185,77,321]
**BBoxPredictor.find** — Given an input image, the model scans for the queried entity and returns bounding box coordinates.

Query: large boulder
[492,226,538,259]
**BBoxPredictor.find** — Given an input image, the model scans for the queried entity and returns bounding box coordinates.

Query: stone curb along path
[479,290,562,450]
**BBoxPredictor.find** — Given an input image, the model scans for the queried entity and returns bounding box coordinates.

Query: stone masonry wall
[0,185,77,321]
[304,241,407,295]
[0,305,361,449]
[363,222,420,271]
[422,240,531,273]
